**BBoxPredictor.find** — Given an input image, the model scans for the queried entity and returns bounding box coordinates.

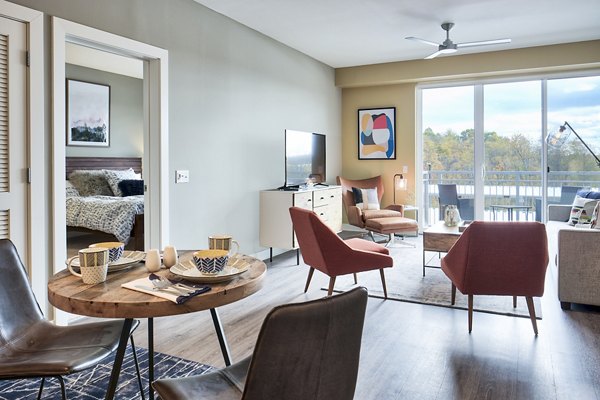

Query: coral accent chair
[289,207,393,297]
[153,287,369,400]
[441,221,549,335]
[337,175,418,243]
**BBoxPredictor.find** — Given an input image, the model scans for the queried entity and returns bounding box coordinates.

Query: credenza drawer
[313,188,341,207]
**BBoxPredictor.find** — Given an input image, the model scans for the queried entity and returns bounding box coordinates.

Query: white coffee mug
[66,248,109,285]
[146,249,161,272]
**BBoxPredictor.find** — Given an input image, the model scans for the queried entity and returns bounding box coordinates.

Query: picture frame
[358,107,396,160]
[66,79,110,147]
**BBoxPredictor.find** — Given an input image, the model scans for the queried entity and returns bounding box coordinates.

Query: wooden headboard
[66,157,143,179]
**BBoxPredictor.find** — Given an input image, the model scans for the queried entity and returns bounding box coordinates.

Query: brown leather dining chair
[441,221,549,335]
[0,239,144,399]
[153,286,369,400]
[289,206,393,297]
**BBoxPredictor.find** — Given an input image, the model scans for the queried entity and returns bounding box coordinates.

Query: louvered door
[0,17,28,258]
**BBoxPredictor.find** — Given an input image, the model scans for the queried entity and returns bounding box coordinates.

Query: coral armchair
[441,221,549,335]
[289,207,393,297]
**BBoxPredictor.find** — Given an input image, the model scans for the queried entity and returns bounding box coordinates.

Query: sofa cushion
[576,189,600,199]
[568,196,598,225]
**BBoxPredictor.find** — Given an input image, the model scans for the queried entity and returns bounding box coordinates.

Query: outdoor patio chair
[438,183,474,221]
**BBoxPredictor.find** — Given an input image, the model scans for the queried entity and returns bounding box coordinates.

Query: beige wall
[338,40,600,211]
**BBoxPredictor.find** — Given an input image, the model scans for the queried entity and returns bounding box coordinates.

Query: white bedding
[66,195,144,243]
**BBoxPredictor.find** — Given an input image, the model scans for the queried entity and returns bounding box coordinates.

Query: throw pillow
[351,187,380,210]
[65,180,80,197]
[103,168,139,197]
[68,170,114,197]
[591,202,600,229]
[568,195,599,226]
[576,189,600,200]
[118,179,144,196]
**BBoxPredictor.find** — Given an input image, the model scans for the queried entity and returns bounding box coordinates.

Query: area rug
[0,347,213,400]
[326,233,542,319]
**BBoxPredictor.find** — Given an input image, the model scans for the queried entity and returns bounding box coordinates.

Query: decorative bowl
[89,241,125,263]
[193,249,229,274]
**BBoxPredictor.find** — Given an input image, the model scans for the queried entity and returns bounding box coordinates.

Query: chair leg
[368,231,376,242]
[451,284,456,305]
[304,267,315,293]
[526,296,539,336]
[353,273,358,284]
[130,335,146,400]
[37,378,45,400]
[379,268,388,299]
[327,276,336,296]
[513,296,517,308]
[57,376,66,400]
[468,295,473,333]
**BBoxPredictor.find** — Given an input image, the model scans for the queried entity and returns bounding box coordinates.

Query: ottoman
[365,216,418,246]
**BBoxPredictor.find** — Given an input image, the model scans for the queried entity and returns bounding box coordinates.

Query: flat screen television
[284,129,326,189]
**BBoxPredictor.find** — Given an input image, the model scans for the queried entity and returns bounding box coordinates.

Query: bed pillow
[351,187,380,210]
[68,170,114,197]
[65,180,80,197]
[103,168,139,197]
[118,179,144,196]
[568,195,599,226]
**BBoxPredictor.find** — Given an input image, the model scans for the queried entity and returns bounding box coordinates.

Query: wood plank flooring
[70,234,600,400]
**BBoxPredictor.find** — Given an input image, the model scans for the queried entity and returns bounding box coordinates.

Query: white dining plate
[170,258,250,283]
[67,250,146,272]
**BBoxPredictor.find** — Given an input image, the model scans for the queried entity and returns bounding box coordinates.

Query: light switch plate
[175,170,189,183]
[402,165,409,173]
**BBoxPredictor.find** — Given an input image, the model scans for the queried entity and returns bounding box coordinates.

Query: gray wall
[65,64,143,157]
[11,0,341,255]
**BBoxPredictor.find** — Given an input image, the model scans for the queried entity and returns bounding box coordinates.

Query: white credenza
[260,186,342,259]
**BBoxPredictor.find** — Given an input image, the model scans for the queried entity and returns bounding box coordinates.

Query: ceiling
[193,0,600,68]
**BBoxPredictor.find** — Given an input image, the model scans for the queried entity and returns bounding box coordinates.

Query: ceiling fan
[406,22,511,59]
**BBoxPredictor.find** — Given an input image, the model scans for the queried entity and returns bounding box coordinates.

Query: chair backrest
[438,184,459,206]
[0,239,45,346]
[560,186,582,204]
[289,207,354,276]
[441,221,549,296]
[337,175,384,210]
[242,287,368,400]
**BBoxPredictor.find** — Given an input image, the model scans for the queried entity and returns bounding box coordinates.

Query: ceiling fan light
[440,48,457,54]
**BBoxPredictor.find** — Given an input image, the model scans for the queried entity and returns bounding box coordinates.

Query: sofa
[546,204,600,310]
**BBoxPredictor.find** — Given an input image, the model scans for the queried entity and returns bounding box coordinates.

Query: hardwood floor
[70,240,598,399]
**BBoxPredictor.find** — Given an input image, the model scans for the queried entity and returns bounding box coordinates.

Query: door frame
[0,1,44,304]
[52,18,169,321]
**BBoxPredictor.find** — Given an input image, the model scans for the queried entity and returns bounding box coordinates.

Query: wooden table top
[48,252,267,319]
[423,221,461,236]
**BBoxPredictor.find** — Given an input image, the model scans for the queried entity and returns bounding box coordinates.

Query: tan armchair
[337,175,418,244]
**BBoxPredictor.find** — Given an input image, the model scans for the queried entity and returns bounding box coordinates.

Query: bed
[66,157,145,251]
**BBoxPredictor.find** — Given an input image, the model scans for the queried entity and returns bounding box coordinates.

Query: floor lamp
[547,121,600,167]
[393,173,408,204]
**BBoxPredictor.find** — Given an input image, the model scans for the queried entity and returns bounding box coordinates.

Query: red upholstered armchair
[289,207,393,297]
[441,221,549,335]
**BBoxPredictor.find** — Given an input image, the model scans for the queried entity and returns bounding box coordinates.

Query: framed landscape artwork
[358,107,396,160]
[66,79,110,147]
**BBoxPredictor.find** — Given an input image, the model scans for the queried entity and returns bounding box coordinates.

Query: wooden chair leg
[379,268,388,299]
[451,284,456,305]
[526,296,539,336]
[513,296,517,308]
[468,295,473,333]
[304,268,315,293]
[327,276,336,296]
[353,273,358,284]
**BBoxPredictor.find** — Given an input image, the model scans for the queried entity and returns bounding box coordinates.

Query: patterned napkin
[121,276,210,304]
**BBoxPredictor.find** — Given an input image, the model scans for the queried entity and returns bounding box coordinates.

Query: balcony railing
[423,170,600,225]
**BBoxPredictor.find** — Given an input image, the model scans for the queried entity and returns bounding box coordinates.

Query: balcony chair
[153,287,369,400]
[0,239,144,399]
[441,221,549,335]
[535,185,582,222]
[438,183,474,221]
[337,175,418,245]
[289,206,393,297]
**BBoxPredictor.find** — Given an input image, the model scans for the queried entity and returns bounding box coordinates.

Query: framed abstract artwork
[358,107,396,160]
[66,79,110,147]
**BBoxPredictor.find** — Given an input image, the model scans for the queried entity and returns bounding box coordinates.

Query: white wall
[10,0,341,254]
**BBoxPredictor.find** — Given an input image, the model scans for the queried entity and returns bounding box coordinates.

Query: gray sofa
[547,204,600,310]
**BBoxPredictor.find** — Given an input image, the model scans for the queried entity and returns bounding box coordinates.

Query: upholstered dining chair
[289,206,393,297]
[337,175,418,244]
[0,239,144,399]
[153,286,368,400]
[441,221,549,335]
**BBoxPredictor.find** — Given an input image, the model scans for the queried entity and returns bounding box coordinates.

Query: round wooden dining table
[48,252,266,400]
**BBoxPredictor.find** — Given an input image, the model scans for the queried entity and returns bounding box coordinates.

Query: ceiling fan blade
[425,50,443,59]
[456,38,512,48]
[405,36,439,47]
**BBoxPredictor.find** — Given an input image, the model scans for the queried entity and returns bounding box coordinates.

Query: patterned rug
[0,347,213,400]
[329,232,542,319]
